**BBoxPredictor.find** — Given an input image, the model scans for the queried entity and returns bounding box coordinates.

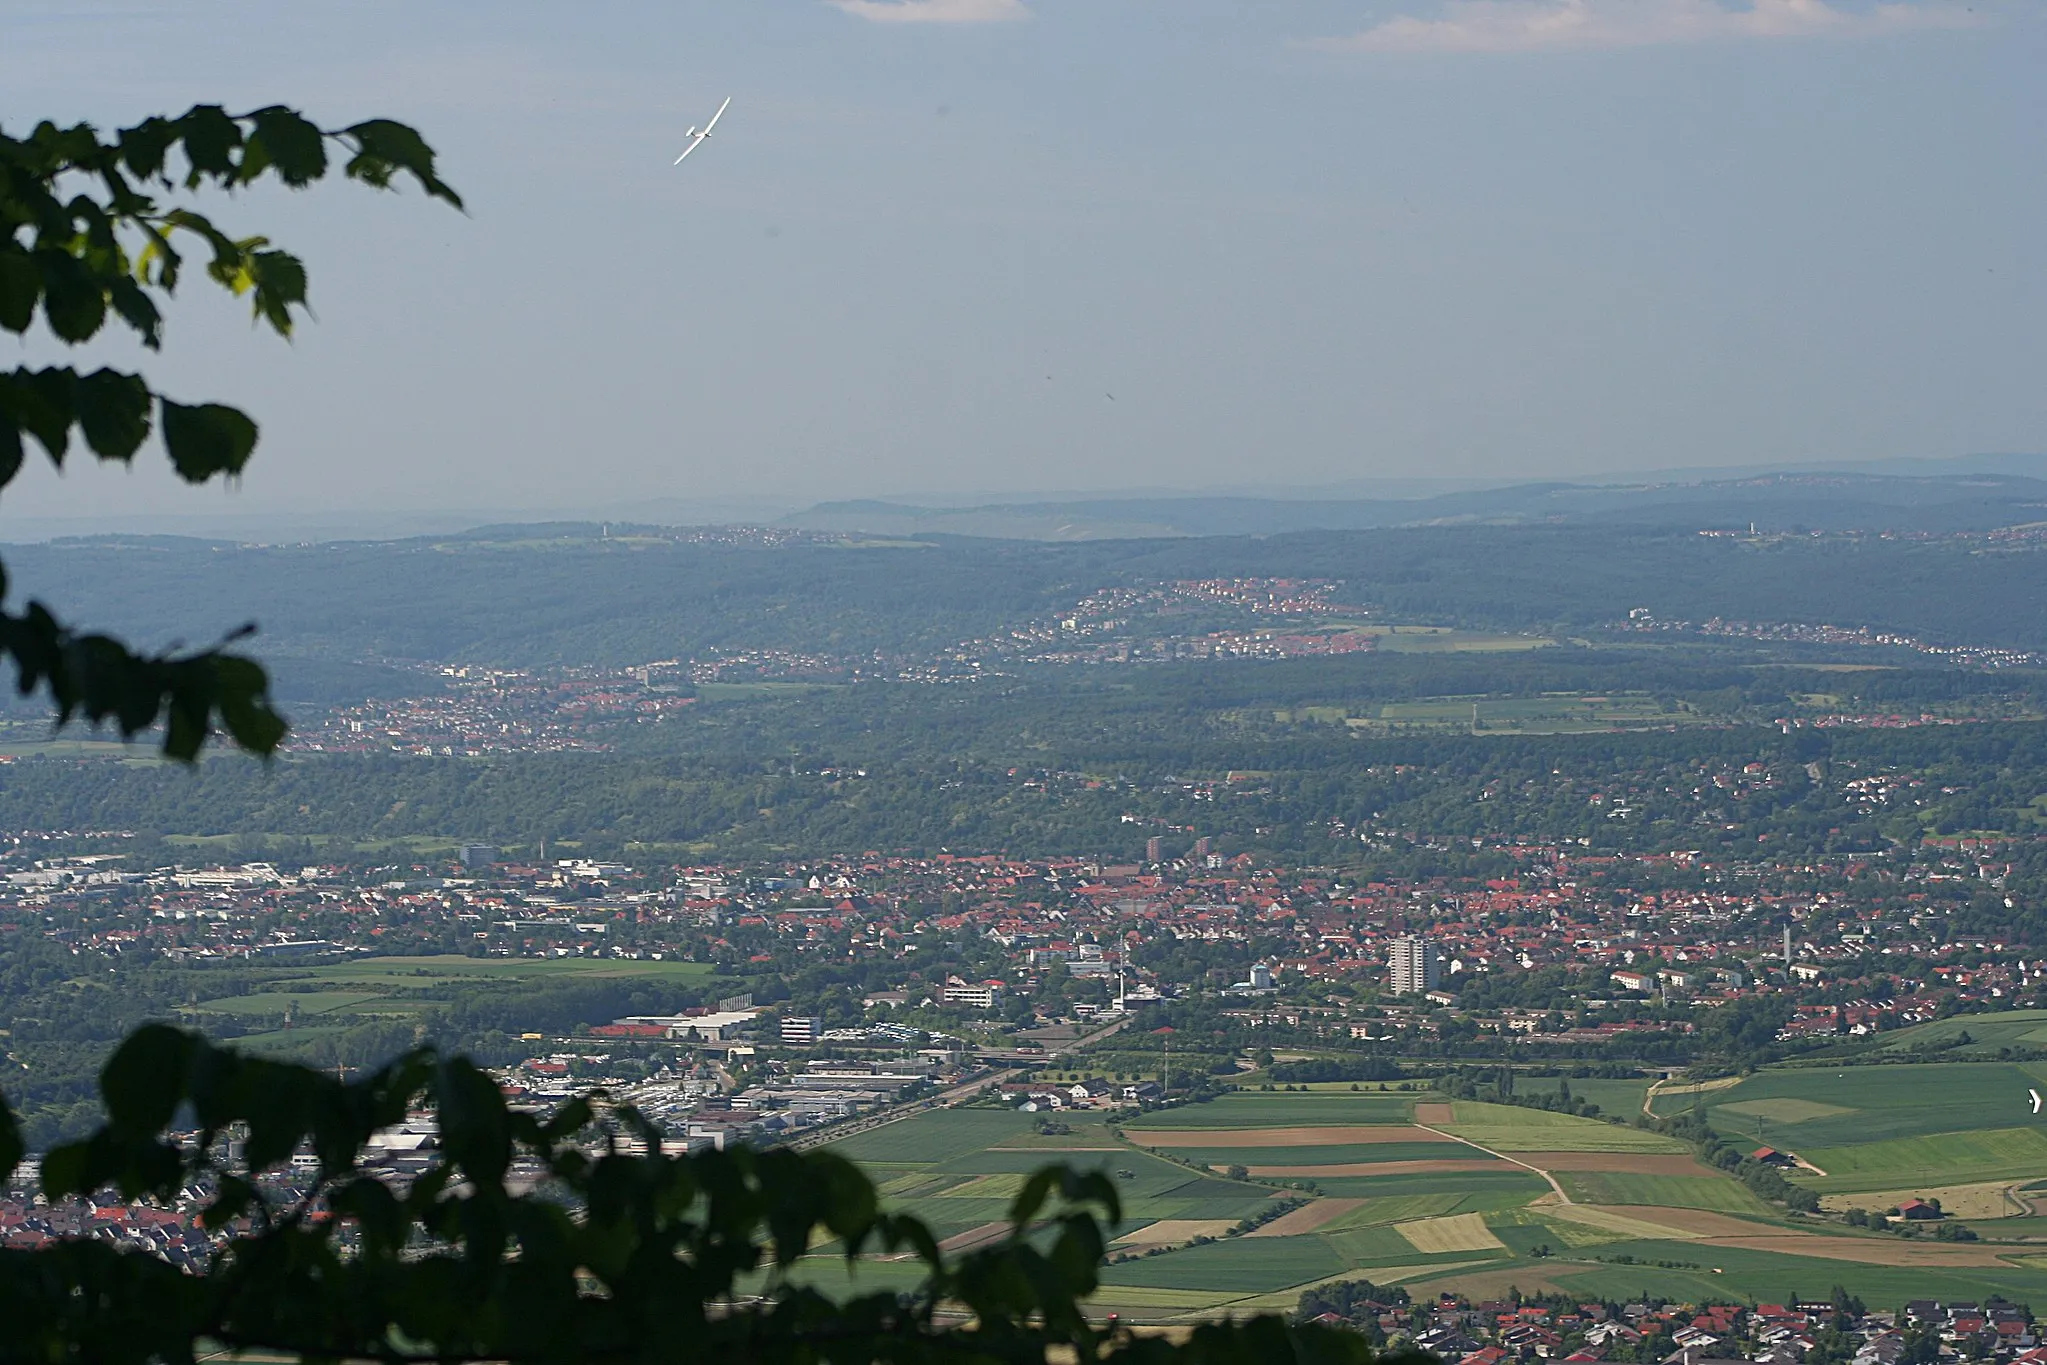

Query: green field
[1512,1076,1654,1118]
[306,955,718,983]
[1154,1142,1475,1167]
[1554,1172,1774,1214]
[195,990,400,1017]
[180,953,726,1039]
[1441,1102,1686,1153]
[1320,1195,1473,1228]
[829,1110,1038,1165]
[1309,1170,1552,1202]
[1797,1127,2047,1193]
[1101,1236,1350,1292]
[829,1109,1277,1243]
[1657,1062,2047,1147]
[811,1087,2047,1323]
[1321,687,1723,736]
[1819,1011,2047,1059]
[1116,1094,1414,1128]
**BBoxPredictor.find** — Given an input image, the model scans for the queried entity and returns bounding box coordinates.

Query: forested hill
[5,523,2047,672]
[786,468,2047,539]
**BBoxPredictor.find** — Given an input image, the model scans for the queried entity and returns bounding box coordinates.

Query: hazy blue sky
[2,0,2042,523]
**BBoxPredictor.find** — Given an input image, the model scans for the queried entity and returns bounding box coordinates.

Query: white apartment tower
[1387,935,1442,996]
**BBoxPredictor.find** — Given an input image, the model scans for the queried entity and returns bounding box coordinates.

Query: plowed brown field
[1246,1199,1370,1237]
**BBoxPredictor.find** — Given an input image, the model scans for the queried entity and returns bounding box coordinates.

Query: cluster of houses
[1313,1295,2040,1365]
[4,806,2042,1073]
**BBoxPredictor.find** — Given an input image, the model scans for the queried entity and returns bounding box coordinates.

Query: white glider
[673,97,731,165]
[2032,1088,2042,1115]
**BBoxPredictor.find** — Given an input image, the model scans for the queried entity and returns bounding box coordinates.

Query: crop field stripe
[1394,1214,1507,1255]
[1177,1142,1464,1166]
[1439,1125,1689,1154]
[827,1109,1037,1164]
[1309,1170,1552,1201]
[1114,1096,1417,1129]
[1797,1127,2047,1191]
[1542,1205,1705,1241]
[1098,1234,1347,1292]
[1514,1152,1718,1174]
[1244,1159,1505,1178]
[1556,1172,1771,1214]
[1246,1200,1370,1238]
[1125,1126,1448,1148]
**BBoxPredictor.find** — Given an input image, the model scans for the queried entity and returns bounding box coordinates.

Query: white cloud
[828,0,1030,23]
[1318,0,1982,53]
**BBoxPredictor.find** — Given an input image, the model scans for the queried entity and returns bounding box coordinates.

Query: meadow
[1353,691,1704,735]
[186,954,720,1024]
[1652,1061,2047,1149]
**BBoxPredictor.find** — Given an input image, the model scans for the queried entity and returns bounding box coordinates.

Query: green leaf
[0,247,40,333]
[0,1090,23,1187]
[210,653,287,756]
[342,118,464,209]
[159,399,257,482]
[200,1173,258,1230]
[101,1023,197,1137]
[174,104,241,182]
[1010,1166,1057,1227]
[246,249,308,336]
[116,115,177,181]
[244,107,328,187]
[435,1057,513,1185]
[74,368,152,460]
[0,367,74,463]
[39,1139,93,1199]
[106,276,164,348]
[330,1174,406,1254]
[0,419,22,491]
[34,251,106,344]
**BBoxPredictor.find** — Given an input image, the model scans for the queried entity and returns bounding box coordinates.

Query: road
[1413,1120,1571,1205]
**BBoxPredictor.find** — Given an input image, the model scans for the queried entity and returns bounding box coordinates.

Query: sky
[1,0,2043,528]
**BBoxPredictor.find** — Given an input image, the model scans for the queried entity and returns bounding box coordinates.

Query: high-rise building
[1145,835,1164,863]
[1193,836,1212,858]
[1387,936,1441,996]
[779,1016,821,1045]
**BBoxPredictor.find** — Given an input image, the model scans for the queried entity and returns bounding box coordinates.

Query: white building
[1387,935,1441,996]
[941,982,1004,1009]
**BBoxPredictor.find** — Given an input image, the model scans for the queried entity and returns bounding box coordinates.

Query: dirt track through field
[1247,1199,1370,1237]
[1519,1152,1718,1175]
[1241,1158,1504,1178]
[1127,1126,1448,1148]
